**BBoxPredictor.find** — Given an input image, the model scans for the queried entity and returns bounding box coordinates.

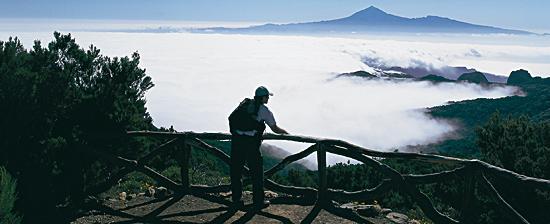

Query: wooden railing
[84,131,550,224]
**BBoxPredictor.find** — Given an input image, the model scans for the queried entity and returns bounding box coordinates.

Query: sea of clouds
[2,21,549,164]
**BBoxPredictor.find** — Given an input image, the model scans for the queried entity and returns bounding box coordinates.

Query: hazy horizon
[3,1,550,33]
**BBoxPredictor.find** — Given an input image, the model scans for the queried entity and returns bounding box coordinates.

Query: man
[229,86,288,210]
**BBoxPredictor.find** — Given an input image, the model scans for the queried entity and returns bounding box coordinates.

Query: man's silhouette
[229,86,288,210]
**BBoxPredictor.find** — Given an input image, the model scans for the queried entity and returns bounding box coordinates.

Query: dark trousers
[230,135,264,204]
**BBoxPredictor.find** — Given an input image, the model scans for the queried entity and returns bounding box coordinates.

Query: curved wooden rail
[84,131,550,224]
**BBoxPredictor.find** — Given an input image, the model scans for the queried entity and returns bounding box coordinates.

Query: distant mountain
[418,74,454,83]
[336,71,377,79]
[457,71,490,84]
[362,56,508,83]
[507,69,533,85]
[261,144,316,170]
[199,6,533,35]
[336,70,501,86]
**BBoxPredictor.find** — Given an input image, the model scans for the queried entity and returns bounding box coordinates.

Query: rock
[119,192,127,201]
[155,187,168,198]
[339,202,360,209]
[386,212,409,224]
[380,208,392,215]
[356,204,382,217]
[219,192,232,197]
[340,203,382,217]
[145,186,155,197]
[264,191,279,198]
[408,220,421,224]
[127,193,137,200]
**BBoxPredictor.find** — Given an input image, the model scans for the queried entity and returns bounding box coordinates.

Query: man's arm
[269,124,288,134]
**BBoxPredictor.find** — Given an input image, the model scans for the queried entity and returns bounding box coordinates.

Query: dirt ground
[72,193,396,224]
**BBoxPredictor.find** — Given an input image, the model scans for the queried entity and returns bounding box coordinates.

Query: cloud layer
[3,28,545,164]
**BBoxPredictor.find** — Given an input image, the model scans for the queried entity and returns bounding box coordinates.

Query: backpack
[228,98,266,135]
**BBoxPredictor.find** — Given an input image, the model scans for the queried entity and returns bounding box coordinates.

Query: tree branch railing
[84,130,550,224]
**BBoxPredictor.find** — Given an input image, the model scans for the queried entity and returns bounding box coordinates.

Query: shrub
[0,167,22,224]
[0,33,155,222]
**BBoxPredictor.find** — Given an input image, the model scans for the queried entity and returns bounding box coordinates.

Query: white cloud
[3,28,544,165]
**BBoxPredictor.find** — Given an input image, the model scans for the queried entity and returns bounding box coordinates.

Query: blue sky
[3,0,549,33]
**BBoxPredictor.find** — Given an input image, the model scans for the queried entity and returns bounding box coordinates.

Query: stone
[356,204,382,217]
[386,212,409,224]
[380,208,392,215]
[119,192,127,201]
[155,187,168,198]
[264,191,279,198]
[127,193,137,200]
[339,203,382,217]
[219,192,232,197]
[145,186,155,197]
[339,202,357,209]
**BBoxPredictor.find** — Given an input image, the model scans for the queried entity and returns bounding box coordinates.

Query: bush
[0,33,155,222]
[477,113,550,179]
[0,167,22,224]
[476,113,550,223]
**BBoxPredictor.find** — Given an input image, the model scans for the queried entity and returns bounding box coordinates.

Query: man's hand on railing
[269,124,288,135]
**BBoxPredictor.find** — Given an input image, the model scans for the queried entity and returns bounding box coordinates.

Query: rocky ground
[72,191,422,224]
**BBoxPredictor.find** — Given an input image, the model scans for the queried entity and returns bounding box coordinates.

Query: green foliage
[477,113,550,179]
[327,161,383,191]
[286,168,316,187]
[475,113,550,223]
[202,140,310,175]
[0,167,22,224]
[429,73,550,154]
[272,158,465,220]
[405,207,435,224]
[415,72,550,223]
[0,33,155,222]
[104,172,155,196]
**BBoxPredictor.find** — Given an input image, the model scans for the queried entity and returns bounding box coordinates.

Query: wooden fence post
[177,138,191,193]
[317,143,328,205]
[460,169,475,223]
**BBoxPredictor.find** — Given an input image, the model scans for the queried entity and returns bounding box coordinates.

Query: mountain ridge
[200,6,533,35]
